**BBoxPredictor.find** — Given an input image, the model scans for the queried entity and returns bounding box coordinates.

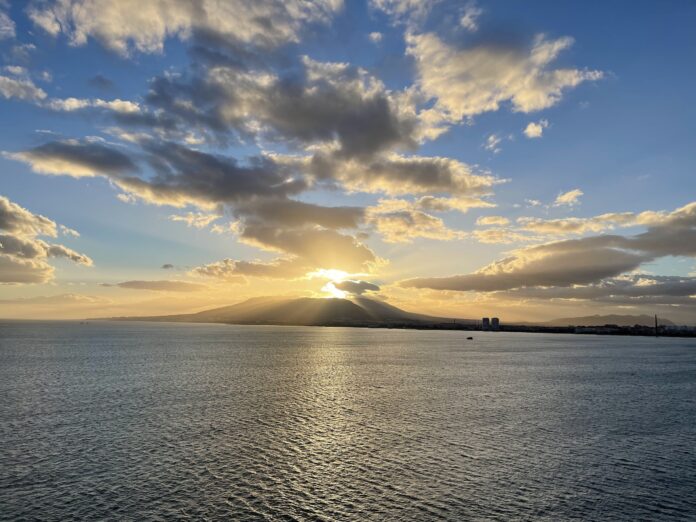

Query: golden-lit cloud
[407,32,603,122]
[0,195,92,284]
[367,199,466,243]
[523,119,549,138]
[28,0,343,55]
[476,215,509,226]
[553,188,583,207]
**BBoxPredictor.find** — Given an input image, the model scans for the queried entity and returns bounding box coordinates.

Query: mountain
[106,296,473,327]
[542,314,675,327]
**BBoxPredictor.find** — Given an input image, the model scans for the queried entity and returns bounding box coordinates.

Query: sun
[309,268,350,282]
[309,268,352,298]
[322,281,348,299]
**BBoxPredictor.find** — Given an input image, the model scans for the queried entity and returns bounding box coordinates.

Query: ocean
[1,321,695,520]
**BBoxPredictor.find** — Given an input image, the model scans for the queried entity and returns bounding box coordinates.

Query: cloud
[28,0,343,55]
[403,201,696,293]
[407,32,602,123]
[460,2,483,32]
[0,293,108,305]
[553,188,583,206]
[193,257,309,280]
[0,10,15,40]
[370,0,438,24]
[88,74,114,91]
[143,56,420,158]
[498,275,696,306]
[402,235,648,292]
[510,208,672,238]
[476,215,510,226]
[102,280,207,292]
[484,133,502,153]
[44,243,93,265]
[240,225,379,273]
[59,224,80,237]
[0,75,47,101]
[517,216,609,235]
[0,195,57,237]
[0,195,92,284]
[169,212,220,229]
[0,255,55,284]
[523,119,549,138]
[46,97,140,113]
[333,279,380,295]
[368,32,383,43]
[416,195,495,213]
[367,199,466,243]
[9,139,306,207]
[236,199,364,230]
[472,228,535,244]
[307,152,499,197]
[0,233,92,266]
[7,138,379,275]
[8,139,137,178]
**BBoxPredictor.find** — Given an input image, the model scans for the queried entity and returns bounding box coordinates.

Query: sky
[1,0,696,322]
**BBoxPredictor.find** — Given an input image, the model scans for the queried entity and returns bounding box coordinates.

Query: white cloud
[523,119,549,139]
[370,0,438,24]
[460,2,483,32]
[169,212,220,229]
[368,31,383,43]
[0,75,47,101]
[0,11,15,40]
[46,97,140,113]
[484,133,502,153]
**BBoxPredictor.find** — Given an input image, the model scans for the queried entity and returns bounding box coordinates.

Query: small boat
[466,336,473,340]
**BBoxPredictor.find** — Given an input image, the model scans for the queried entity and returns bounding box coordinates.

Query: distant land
[105,296,472,327]
[99,296,696,336]
[540,314,675,327]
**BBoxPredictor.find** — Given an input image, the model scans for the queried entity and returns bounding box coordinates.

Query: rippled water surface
[1,321,696,520]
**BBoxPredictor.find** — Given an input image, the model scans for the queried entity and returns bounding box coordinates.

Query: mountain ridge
[103,296,472,327]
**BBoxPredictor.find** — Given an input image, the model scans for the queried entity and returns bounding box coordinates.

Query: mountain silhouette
[107,296,471,327]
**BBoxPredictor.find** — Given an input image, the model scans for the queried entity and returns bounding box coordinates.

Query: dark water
[1,322,695,521]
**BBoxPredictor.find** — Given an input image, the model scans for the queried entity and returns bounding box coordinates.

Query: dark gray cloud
[141,57,419,158]
[236,199,364,229]
[499,275,696,303]
[305,151,497,196]
[8,139,137,177]
[402,202,696,294]
[10,139,308,206]
[126,140,309,206]
[89,74,114,91]
[334,279,380,295]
